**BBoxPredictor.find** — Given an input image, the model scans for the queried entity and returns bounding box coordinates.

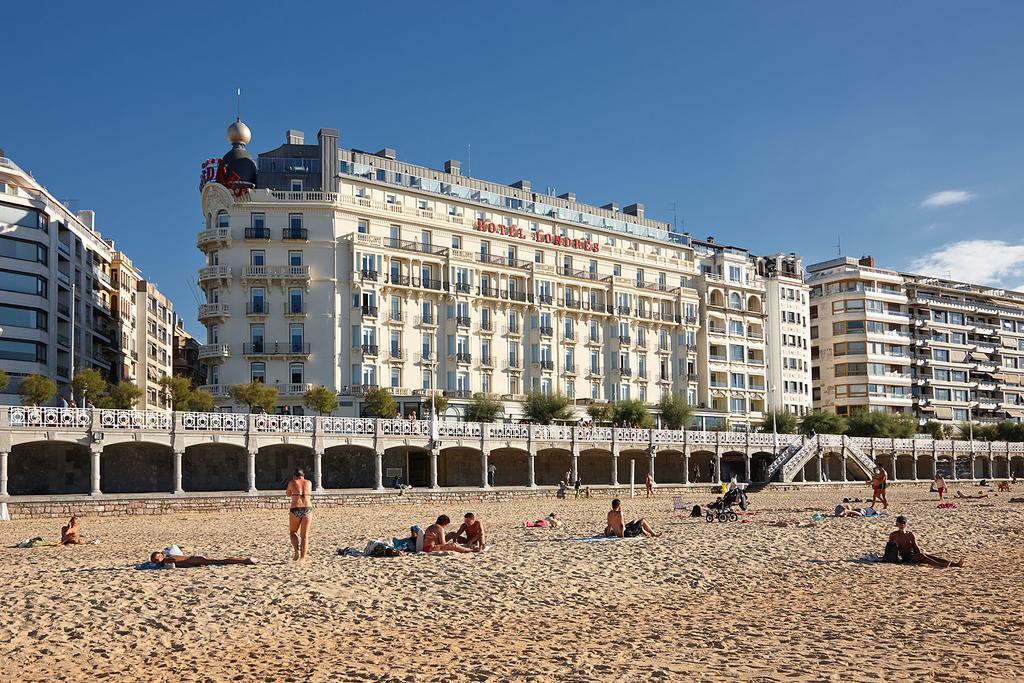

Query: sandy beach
[1,486,1021,682]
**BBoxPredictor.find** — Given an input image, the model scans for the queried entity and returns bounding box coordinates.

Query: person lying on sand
[954,490,988,500]
[834,504,881,518]
[997,481,1011,492]
[604,498,658,538]
[884,515,963,568]
[447,512,485,550]
[422,515,475,553]
[149,552,255,568]
[525,513,563,529]
[60,515,84,545]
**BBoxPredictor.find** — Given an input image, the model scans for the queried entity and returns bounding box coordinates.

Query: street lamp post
[428,352,437,445]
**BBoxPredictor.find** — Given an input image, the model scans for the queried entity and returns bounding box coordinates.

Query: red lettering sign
[470,218,598,252]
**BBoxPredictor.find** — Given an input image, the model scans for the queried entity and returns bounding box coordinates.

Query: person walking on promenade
[286,468,313,561]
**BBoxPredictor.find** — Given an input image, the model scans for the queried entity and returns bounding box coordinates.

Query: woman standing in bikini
[870,465,889,509]
[286,468,312,561]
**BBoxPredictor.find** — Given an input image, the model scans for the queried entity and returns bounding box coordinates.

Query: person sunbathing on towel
[150,552,255,568]
[60,515,84,545]
[885,516,963,568]
[955,490,988,500]
[604,498,658,538]
[423,515,475,553]
[447,512,485,550]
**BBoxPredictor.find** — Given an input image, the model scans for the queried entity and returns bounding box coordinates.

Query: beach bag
[690,505,701,517]
[882,541,901,563]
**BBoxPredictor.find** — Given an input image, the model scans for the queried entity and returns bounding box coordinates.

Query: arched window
[729,293,742,310]
[216,210,229,228]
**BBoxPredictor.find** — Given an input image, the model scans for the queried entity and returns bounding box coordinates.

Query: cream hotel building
[197,120,811,426]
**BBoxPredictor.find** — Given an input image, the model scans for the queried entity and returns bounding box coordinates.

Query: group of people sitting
[420,512,486,553]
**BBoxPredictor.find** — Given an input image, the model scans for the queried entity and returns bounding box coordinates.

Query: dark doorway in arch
[408,451,430,487]
[100,442,173,494]
[9,441,90,495]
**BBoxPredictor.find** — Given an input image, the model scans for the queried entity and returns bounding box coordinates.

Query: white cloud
[909,240,1024,287]
[921,190,975,208]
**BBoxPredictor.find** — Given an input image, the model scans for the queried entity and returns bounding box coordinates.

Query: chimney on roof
[859,255,875,267]
[286,130,305,145]
[77,210,95,230]
[375,148,397,160]
[511,180,531,191]
[318,128,340,192]
[601,202,620,212]
[706,236,715,244]
[558,191,576,202]
[623,203,644,219]
[444,159,461,176]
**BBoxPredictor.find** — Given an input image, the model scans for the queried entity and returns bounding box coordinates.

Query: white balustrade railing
[575,426,613,442]
[486,424,529,440]
[8,406,91,429]
[181,411,248,431]
[653,429,683,444]
[321,417,377,435]
[615,428,649,443]
[253,414,314,433]
[436,420,481,438]
[97,409,172,430]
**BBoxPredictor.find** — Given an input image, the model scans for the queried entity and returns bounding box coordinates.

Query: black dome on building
[221,118,257,187]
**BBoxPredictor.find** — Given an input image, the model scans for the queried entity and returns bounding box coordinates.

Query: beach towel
[135,561,173,570]
[853,553,883,563]
[937,502,958,509]
[337,547,361,557]
[571,535,645,542]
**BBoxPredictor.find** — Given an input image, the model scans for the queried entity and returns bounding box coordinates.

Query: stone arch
[100,441,174,494]
[256,443,314,491]
[720,450,746,482]
[617,448,650,486]
[746,295,762,313]
[183,443,247,492]
[935,455,955,479]
[894,454,916,480]
[654,449,685,484]
[1011,456,1024,478]
[9,440,90,495]
[323,445,376,489]
[750,451,774,483]
[729,292,742,310]
[821,451,844,482]
[689,450,716,483]
[385,446,430,488]
[490,447,530,487]
[535,447,571,486]
[577,447,613,486]
[439,445,483,487]
[916,454,936,481]
[992,455,1010,479]
[708,289,725,308]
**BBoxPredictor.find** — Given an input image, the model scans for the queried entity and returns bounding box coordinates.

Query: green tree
[303,385,339,416]
[996,420,1024,442]
[465,393,503,423]
[0,368,8,393]
[521,391,573,425]
[611,399,652,428]
[846,410,892,438]
[968,422,997,441]
[362,386,398,418]
[188,388,215,412]
[71,368,107,403]
[18,374,57,406]
[92,395,116,409]
[108,381,142,409]
[758,409,798,434]
[799,410,847,436]
[423,393,448,418]
[657,393,693,430]
[231,382,279,412]
[586,402,613,424]
[887,413,917,438]
[922,420,948,440]
[158,375,193,410]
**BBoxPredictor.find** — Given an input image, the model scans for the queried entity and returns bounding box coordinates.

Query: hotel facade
[196,121,810,429]
[808,256,1024,426]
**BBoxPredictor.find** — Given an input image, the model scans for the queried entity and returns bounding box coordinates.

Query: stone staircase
[779,437,821,482]
[841,438,877,479]
[765,435,807,481]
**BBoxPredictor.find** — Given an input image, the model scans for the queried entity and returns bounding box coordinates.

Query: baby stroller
[704,485,749,523]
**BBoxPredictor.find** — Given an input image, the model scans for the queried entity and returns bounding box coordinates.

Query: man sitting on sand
[885,515,963,568]
[149,551,255,568]
[60,515,84,545]
[604,498,658,538]
[422,515,475,553]
[447,512,485,550]
[954,490,989,500]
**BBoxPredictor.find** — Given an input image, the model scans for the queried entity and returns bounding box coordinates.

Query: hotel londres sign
[474,219,600,252]
[199,159,249,197]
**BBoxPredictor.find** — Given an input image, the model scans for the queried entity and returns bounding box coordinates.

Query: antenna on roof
[467,143,471,177]
[236,88,241,119]
[672,202,678,231]
[834,234,842,257]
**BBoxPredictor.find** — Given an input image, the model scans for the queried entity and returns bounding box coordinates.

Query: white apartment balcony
[199,265,232,283]
[198,384,231,397]
[241,265,311,282]
[198,303,230,321]
[196,227,231,249]
[198,343,230,361]
[279,383,313,396]
[94,267,114,291]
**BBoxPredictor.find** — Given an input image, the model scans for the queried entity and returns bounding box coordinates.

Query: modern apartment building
[807,255,1024,426]
[0,154,118,404]
[195,120,808,429]
[135,280,175,409]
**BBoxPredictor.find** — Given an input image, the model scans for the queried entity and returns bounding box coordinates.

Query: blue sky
[3,2,1023,336]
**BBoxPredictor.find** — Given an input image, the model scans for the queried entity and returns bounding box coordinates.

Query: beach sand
[1,486,1021,682]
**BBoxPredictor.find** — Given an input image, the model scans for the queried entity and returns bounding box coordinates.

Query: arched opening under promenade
[617,449,650,486]
[917,454,936,481]
[577,448,613,487]
[9,440,90,495]
[256,444,314,491]
[489,448,529,487]
[1011,457,1024,478]
[750,452,773,483]
[383,446,429,488]
[689,451,716,483]
[100,441,173,494]
[935,456,955,479]
[323,446,376,489]
[822,452,844,482]
[534,448,571,486]
[720,451,746,482]
[183,443,247,492]
[439,446,483,488]
[654,450,685,484]
[894,455,915,481]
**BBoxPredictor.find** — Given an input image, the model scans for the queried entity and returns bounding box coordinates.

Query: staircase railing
[765,435,805,481]
[781,436,821,481]
[842,437,877,479]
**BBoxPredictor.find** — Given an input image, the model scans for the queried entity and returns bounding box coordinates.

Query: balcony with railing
[361,304,378,318]
[476,252,532,269]
[416,313,436,327]
[242,342,311,356]
[384,236,448,257]
[539,360,555,371]
[197,227,230,248]
[539,325,554,337]
[617,366,633,377]
[244,227,271,240]
[198,343,230,360]
[454,282,472,294]
[443,389,473,399]
[199,303,230,320]
[246,301,269,316]
[282,228,308,241]
[199,265,232,282]
[360,269,379,282]
[284,302,306,316]
[456,315,471,327]
[618,335,631,345]
[454,352,473,364]
[479,355,493,367]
